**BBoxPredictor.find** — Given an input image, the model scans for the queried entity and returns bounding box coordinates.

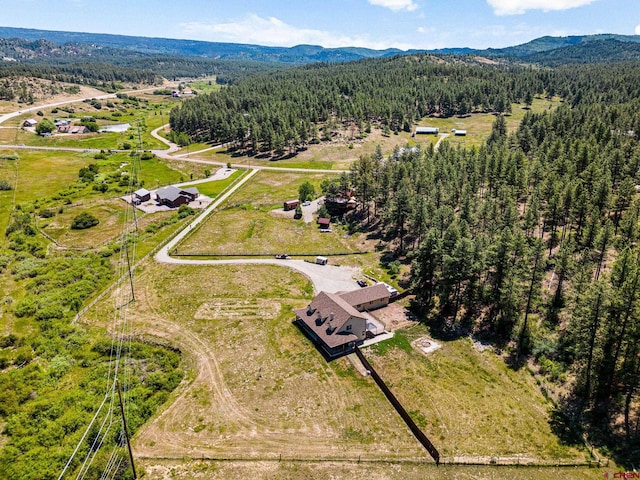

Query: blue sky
[1,0,639,50]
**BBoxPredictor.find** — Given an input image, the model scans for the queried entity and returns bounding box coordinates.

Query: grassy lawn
[367,327,586,460]
[0,149,96,236]
[38,199,179,250]
[182,78,221,94]
[181,170,244,197]
[179,209,364,256]
[177,170,369,255]
[412,97,560,149]
[0,128,19,143]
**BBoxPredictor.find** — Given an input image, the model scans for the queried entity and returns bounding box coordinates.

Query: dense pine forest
[171,55,640,461]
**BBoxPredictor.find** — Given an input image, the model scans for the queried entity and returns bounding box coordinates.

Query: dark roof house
[156,186,199,208]
[339,283,391,312]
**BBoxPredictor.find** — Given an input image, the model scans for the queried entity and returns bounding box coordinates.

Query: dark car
[357,279,367,288]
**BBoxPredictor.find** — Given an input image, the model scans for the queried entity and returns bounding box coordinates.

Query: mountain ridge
[0,26,639,65]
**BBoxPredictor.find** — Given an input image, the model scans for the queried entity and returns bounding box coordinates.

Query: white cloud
[368,0,418,12]
[180,14,417,50]
[635,24,640,35]
[487,0,596,16]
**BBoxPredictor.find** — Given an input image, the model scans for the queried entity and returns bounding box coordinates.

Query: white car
[302,200,311,206]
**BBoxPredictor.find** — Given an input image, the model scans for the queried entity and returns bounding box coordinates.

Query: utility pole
[116,380,138,480]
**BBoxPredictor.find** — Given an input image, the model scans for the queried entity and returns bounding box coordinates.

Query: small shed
[134,188,151,203]
[452,129,467,136]
[23,119,38,127]
[415,126,439,135]
[318,217,330,228]
[284,199,300,211]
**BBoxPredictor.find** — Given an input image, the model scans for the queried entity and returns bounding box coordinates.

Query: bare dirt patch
[195,298,281,321]
[371,302,418,331]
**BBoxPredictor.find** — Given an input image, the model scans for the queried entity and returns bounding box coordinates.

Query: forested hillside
[0,38,283,99]
[169,55,530,152]
[172,55,640,462]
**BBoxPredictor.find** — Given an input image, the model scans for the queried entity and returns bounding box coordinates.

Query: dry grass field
[82,260,604,479]
[177,170,368,256]
[39,199,177,249]
[139,459,608,480]
[87,263,424,462]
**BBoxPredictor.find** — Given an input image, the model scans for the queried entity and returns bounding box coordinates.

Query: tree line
[345,86,640,462]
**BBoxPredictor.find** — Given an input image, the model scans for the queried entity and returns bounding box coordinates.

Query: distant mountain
[0,26,402,64]
[523,38,640,65]
[485,33,640,58]
[0,26,639,67]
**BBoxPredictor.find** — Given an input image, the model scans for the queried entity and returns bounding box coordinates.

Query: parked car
[357,279,367,288]
[302,200,311,206]
[274,253,290,259]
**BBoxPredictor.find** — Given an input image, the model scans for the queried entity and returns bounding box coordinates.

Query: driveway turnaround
[155,169,362,294]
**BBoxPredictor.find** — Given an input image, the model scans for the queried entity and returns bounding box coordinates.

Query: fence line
[135,454,602,468]
[171,251,368,258]
[355,346,440,465]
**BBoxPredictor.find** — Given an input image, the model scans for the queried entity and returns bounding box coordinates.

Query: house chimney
[330,312,334,322]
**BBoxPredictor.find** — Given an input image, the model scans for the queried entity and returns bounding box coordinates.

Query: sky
[0,0,639,51]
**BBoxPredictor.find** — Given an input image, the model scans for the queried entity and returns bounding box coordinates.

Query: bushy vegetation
[70,212,99,230]
[0,332,182,478]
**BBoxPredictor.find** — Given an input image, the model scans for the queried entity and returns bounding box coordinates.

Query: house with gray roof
[155,185,199,208]
[133,188,151,203]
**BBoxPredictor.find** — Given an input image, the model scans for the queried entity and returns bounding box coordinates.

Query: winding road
[1,93,364,293]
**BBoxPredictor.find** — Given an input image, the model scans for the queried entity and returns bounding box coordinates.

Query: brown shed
[284,199,300,211]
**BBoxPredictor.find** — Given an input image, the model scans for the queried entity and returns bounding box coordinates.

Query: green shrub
[178,205,195,218]
[14,296,37,317]
[70,212,99,230]
[0,180,12,191]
